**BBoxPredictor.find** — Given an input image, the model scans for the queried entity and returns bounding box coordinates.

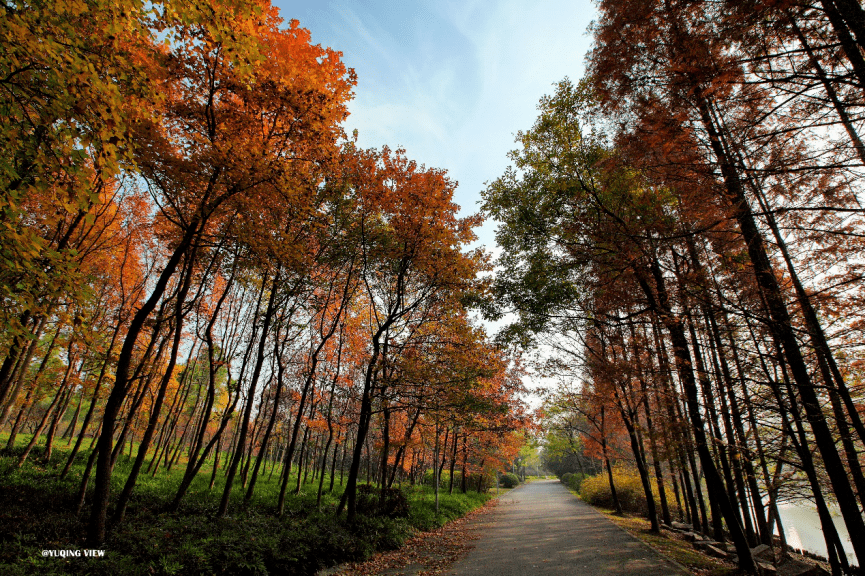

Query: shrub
[466,473,493,492]
[499,473,519,488]
[579,466,675,516]
[567,472,587,493]
[558,472,587,493]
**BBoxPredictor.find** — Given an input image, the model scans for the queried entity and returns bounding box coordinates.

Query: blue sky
[275,0,597,250]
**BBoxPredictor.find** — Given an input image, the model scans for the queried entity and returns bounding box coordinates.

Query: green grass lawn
[0,433,493,576]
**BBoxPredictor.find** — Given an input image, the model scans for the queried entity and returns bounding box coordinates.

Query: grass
[0,433,494,576]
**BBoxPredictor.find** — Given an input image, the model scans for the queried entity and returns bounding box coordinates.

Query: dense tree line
[485,1,865,574]
[0,0,528,548]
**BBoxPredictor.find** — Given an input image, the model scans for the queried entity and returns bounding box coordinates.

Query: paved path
[447,479,688,576]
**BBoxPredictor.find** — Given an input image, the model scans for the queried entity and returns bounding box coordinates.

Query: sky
[275,0,598,251]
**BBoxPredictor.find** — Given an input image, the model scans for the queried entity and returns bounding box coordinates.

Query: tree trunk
[17,352,76,467]
[246,334,288,503]
[635,257,756,572]
[698,97,865,563]
[87,216,202,546]
[217,271,279,517]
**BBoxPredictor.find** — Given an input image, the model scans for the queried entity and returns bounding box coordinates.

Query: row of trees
[485,1,865,574]
[0,0,528,548]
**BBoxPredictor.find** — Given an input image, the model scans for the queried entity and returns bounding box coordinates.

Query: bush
[567,472,587,493]
[499,473,520,488]
[579,466,675,516]
[468,473,493,492]
[559,472,587,493]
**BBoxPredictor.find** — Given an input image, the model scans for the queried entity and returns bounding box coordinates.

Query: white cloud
[284,0,597,249]
[332,5,400,71]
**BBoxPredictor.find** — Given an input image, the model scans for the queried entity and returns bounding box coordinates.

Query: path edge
[561,485,693,576]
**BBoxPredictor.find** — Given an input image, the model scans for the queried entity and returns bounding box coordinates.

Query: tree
[482,78,759,571]
[335,145,486,520]
[86,2,356,544]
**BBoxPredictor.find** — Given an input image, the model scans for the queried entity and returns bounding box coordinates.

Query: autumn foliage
[486,1,865,574]
[0,0,529,561]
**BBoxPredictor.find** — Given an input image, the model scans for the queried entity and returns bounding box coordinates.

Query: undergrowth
[0,435,492,575]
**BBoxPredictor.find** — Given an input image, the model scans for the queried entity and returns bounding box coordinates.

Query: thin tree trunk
[61,323,121,479]
[635,257,756,572]
[17,351,76,467]
[246,331,290,502]
[88,215,202,545]
[62,387,85,445]
[217,271,279,517]
[448,428,458,495]
[44,376,77,462]
[295,425,310,494]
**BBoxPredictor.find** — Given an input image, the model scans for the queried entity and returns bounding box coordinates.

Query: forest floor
[0,434,493,575]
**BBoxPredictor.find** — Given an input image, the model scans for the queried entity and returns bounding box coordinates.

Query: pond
[777,502,856,567]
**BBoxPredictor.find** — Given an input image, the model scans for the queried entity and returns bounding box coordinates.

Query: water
[777,502,857,567]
